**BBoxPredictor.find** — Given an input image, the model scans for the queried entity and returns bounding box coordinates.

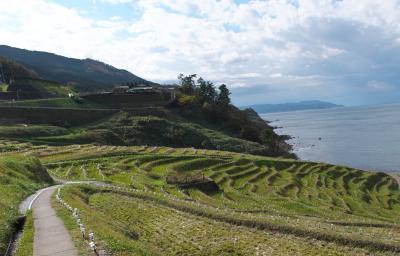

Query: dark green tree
[217,84,231,106]
[196,77,216,105]
[178,73,197,95]
[195,77,207,104]
[205,81,217,103]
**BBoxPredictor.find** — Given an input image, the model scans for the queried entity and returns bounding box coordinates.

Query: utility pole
[0,63,5,84]
[9,65,14,84]
[170,89,176,101]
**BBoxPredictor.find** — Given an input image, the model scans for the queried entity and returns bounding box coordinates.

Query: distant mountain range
[0,45,154,91]
[243,100,343,113]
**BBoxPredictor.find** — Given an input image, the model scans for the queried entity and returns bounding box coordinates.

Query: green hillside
[0,57,75,100]
[15,144,396,255]
[0,156,53,254]
[0,57,39,83]
[7,78,74,99]
[37,113,268,154]
[0,73,294,157]
[0,45,154,91]
[0,103,291,157]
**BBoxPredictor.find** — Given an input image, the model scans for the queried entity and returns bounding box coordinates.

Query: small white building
[113,86,129,93]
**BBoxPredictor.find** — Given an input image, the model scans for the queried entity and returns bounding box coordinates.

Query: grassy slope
[0,98,106,109]
[33,144,400,255]
[10,78,74,98]
[0,125,67,138]
[0,99,289,157]
[0,156,53,254]
[0,107,269,155]
[26,79,73,97]
[34,113,269,155]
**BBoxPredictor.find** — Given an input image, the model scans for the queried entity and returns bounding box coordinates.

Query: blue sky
[1,0,400,106]
[49,0,140,20]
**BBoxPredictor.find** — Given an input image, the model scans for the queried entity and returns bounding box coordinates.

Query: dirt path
[32,186,77,256]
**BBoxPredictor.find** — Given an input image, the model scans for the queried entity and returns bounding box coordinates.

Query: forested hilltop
[0,45,152,91]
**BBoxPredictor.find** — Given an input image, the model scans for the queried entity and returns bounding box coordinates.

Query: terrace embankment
[0,106,118,126]
[81,91,170,108]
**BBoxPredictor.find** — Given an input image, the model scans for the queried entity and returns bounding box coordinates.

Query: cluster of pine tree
[176,74,231,109]
[169,74,293,157]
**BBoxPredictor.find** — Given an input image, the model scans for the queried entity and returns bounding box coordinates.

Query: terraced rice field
[15,144,400,255]
[55,184,389,256]
[0,140,36,154]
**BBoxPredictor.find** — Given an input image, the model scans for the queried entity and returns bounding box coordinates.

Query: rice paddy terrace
[7,143,400,255]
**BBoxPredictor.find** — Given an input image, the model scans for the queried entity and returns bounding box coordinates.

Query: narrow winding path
[387,174,400,189]
[31,186,77,256]
[394,175,400,188]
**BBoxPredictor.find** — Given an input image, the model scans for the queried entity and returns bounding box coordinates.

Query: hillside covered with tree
[0,57,39,83]
[167,74,293,157]
[0,45,153,91]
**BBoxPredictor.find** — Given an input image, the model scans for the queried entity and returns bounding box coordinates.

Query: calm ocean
[262,103,400,173]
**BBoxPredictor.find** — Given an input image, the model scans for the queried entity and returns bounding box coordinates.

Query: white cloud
[1,0,400,105]
[270,73,282,78]
[366,80,393,91]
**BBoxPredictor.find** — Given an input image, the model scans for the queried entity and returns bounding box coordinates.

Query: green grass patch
[0,125,68,138]
[0,97,107,109]
[0,83,8,92]
[14,211,33,256]
[11,78,73,98]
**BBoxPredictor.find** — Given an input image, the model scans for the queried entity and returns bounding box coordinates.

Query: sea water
[262,103,400,173]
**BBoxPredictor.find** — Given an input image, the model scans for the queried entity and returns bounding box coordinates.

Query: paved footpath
[32,186,78,256]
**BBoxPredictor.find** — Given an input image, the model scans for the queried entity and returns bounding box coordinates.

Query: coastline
[279,134,400,174]
[262,104,400,174]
